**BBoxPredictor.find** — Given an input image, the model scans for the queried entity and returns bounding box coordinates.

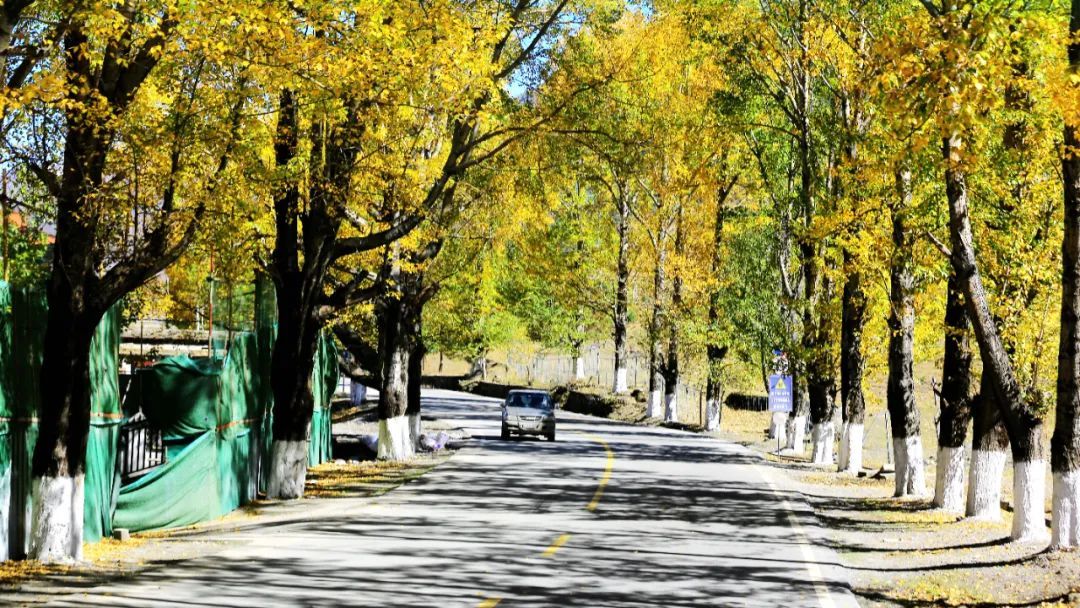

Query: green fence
[0,283,121,559]
[0,276,340,556]
[113,327,337,534]
[115,333,264,532]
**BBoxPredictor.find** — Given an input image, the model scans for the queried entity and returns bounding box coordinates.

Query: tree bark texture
[944,133,1047,541]
[1054,3,1080,544]
[934,274,974,511]
[647,239,667,418]
[613,190,631,394]
[663,207,684,423]
[838,251,867,474]
[888,169,925,497]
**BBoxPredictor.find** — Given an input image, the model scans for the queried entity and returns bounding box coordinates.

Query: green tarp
[85,309,122,543]
[116,334,263,532]
[0,272,341,548]
[113,430,249,531]
[140,357,220,440]
[115,330,338,533]
[308,335,339,466]
[0,283,120,557]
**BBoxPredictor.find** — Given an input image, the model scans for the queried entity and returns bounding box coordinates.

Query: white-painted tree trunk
[0,466,9,561]
[664,392,678,423]
[785,415,806,454]
[811,422,835,465]
[267,439,309,499]
[408,413,422,450]
[893,436,927,497]
[1052,469,1080,549]
[838,423,863,474]
[378,415,413,461]
[966,449,1006,520]
[574,357,585,381]
[29,474,84,563]
[1011,459,1049,542]
[704,399,720,432]
[933,446,966,513]
[613,367,628,394]
[769,412,787,446]
[646,390,663,418]
[786,415,807,453]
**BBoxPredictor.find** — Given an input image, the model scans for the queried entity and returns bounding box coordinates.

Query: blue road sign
[768,374,793,413]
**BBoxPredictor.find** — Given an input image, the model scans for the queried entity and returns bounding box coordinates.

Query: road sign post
[768,374,793,453]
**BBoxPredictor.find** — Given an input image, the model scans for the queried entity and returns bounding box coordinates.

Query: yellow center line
[581,433,615,512]
[478,432,615,606]
[541,533,572,557]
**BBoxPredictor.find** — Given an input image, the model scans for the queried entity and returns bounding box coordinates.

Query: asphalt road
[40,388,858,607]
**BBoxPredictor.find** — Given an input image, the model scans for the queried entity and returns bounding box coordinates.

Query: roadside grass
[305,454,447,499]
[782,458,1080,606]
[0,560,70,588]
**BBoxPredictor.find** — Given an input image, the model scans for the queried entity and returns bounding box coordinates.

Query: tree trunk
[809,376,837,465]
[406,320,425,450]
[809,270,838,466]
[267,281,321,499]
[888,169,926,497]
[613,190,630,394]
[966,372,1009,520]
[838,255,867,474]
[32,117,104,559]
[705,183,733,433]
[376,296,414,461]
[663,207,684,424]
[30,20,181,557]
[935,275,973,512]
[31,294,100,563]
[266,90,344,500]
[790,3,816,458]
[571,337,586,382]
[785,378,808,453]
[1053,0,1080,550]
[647,240,667,419]
[944,133,1048,541]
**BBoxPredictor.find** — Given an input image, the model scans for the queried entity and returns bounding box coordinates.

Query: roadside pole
[768,373,793,452]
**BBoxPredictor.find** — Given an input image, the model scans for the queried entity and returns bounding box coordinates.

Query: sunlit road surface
[34,388,857,607]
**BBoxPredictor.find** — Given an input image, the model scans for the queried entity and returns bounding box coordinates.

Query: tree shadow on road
[1,391,859,607]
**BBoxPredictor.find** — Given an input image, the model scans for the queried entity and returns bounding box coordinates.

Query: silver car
[501,390,556,441]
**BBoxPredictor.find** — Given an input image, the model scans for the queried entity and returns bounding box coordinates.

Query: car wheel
[501,423,510,440]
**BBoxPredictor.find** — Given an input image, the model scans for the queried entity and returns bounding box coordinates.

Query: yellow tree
[4,0,259,562]
[886,1,1064,537]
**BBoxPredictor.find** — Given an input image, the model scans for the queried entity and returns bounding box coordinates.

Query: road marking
[581,433,614,512]
[478,432,614,605]
[780,497,836,608]
[759,468,838,608]
[542,533,572,557]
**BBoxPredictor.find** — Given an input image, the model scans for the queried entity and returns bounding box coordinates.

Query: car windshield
[507,393,552,410]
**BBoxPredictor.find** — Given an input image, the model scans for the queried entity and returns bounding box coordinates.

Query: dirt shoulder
[713,409,1080,607]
